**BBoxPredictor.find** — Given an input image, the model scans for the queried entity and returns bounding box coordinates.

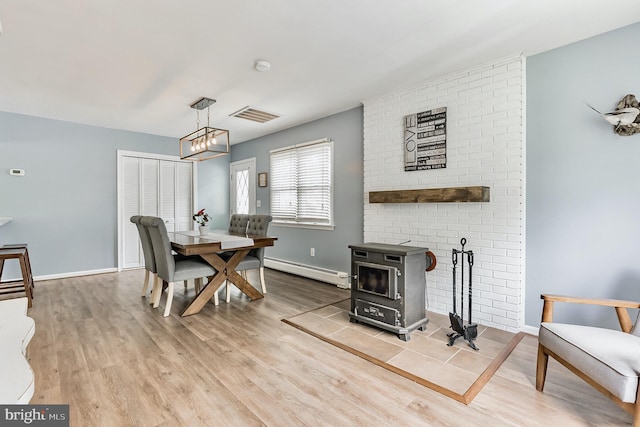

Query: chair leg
[226,280,231,303]
[212,290,219,306]
[259,267,267,294]
[536,344,549,392]
[18,254,33,307]
[195,277,202,294]
[141,270,151,297]
[163,282,174,317]
[151,276,162,308]
[633,385,640,427]
[183,280,188,290]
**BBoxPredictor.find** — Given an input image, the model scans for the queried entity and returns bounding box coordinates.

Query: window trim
[269,138,334,229]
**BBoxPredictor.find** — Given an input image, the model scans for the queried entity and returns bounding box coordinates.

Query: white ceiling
[1,1,639,144]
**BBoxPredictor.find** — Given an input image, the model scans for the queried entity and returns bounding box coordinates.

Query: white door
[230,158,256,215]
[118,152,196,270]
[159,160,176,232]
[122,156,142,268]
[175,162,194,232]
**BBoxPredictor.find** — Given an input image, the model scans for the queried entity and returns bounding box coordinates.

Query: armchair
[536,294,640,426]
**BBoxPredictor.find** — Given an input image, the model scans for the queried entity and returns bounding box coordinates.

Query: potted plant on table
[193,209,211,236]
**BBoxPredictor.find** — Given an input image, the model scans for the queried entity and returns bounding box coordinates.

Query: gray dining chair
[225,215,272,303]
[229,214,250,234]
[130,215,158,297]
[130,216,191,299]
[141,216,218,317]
[219,214,251,300]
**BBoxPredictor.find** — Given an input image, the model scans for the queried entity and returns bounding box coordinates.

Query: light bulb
[190,144,195,152]
[212,137,217,145]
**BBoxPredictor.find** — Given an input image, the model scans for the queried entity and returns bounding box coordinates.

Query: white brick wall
[362,56,524,332]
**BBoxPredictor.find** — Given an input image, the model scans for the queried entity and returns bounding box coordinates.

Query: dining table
[168,230,277,316]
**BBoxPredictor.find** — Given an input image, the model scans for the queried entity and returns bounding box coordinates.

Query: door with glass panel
[230,158,256,216]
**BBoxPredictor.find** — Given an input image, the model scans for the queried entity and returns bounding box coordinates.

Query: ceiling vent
[230,106,281,123]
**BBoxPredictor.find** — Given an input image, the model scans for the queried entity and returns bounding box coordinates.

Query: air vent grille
[230,106,281,123]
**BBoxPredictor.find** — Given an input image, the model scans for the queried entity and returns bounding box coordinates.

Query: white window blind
[270,139,332,226]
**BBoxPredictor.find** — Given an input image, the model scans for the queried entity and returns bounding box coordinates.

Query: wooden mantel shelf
[369,186,490,203]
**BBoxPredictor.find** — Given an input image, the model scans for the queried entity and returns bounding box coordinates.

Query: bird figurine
[586,102,640,131]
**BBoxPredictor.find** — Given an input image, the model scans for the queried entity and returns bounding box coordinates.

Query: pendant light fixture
[179,97,230,161]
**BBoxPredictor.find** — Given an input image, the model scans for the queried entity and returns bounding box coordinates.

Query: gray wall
[231,107,364,274]
[0,111,229,277]
[526,22,640,328]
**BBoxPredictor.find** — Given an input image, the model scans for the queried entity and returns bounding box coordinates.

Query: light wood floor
[24,269,632,426]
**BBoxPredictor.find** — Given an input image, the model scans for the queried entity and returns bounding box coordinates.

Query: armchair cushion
[540,322,640,403]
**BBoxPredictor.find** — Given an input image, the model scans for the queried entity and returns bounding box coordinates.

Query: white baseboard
[264,257,350,288]
[33,268,118,282]
[520,324,539,336]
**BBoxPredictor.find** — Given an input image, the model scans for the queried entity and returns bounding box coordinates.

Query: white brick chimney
[362,56,525,331]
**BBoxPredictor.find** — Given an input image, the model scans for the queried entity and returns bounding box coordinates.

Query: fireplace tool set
[448,238,479,350]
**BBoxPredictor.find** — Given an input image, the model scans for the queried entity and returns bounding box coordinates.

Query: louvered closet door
[175,162,193,232]
[122,157,142,268]
[120,155,194,269]
[159,160,176,232]
[141,159,159,216]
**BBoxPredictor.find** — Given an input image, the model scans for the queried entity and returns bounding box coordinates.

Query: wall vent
[230,106,281,123]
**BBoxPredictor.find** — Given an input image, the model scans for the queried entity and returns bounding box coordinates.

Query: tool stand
[447,238,479,351]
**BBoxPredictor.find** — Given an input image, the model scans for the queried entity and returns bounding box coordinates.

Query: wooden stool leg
[21,248,34,297]
[18,255,33,308]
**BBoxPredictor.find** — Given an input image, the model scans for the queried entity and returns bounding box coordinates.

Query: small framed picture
[258,172,268,187]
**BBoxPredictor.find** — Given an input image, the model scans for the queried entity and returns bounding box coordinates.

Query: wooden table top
[168,231,277,256]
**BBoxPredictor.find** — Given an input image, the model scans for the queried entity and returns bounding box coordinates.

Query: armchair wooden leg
[633,385,640,427]
[183,280,188,290]
[163,282,174,317]
[536,344,549,392]
[194,278,202,294]
[259,267,267,294]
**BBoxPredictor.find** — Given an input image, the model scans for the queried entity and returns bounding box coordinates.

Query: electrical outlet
[310,248,315,257]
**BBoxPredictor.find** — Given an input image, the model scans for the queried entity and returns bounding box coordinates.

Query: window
[270,139,333,228]
[235,169,249,214]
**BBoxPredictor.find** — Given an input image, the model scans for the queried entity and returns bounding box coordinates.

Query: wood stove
[348,242,432,341]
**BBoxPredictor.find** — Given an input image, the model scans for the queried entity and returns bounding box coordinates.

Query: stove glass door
[355,262,398,299]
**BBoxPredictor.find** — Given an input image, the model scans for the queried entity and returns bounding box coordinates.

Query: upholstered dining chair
[229,214,250,234]
[141,216,218,317]
[225,215,272,303]
[130,216,157,297]
[536,294,640,426]
[130,216,191,299]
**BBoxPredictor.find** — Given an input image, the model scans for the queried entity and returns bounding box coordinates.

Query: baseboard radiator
[264,257,350,289]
